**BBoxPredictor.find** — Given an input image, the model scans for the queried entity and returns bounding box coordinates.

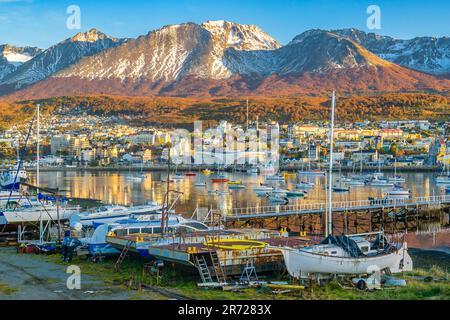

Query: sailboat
[388,158,405,183]
[436,164,450,185]
[277,92,412,280]
[297,154,326,177]
[333,161,350,192]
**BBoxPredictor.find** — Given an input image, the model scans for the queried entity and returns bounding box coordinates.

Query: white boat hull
[0,206,79,225]
[279,246,411,279]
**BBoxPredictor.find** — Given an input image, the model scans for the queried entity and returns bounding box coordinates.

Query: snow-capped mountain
[0,45,42,80]
[332,28,450,75]
[54,25,396,81]
[56,22,280,81]
[0,29,126,90]
[1,23,449,98]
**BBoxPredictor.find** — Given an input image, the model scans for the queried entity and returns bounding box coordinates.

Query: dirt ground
[0,247,166,300]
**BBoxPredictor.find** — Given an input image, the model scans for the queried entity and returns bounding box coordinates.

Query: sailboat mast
[327,91,336,237]
[36,104,40,192]
[246,99,249,130]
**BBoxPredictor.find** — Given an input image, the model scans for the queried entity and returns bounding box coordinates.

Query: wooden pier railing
[225,195,450,220]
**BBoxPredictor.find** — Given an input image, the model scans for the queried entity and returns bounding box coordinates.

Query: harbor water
[29,170,448,216]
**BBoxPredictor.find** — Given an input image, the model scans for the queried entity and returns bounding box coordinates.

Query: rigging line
[6,114,36,208]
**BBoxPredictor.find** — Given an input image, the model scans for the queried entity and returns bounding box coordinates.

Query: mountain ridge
[0,22,449,98]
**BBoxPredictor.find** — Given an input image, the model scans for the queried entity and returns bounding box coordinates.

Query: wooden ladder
[195,255,213,283]
[115,240,132,271]
[210,251,226,283]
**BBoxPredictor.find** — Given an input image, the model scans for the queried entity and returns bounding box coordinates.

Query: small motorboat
[437,175,450,185]
[296,181,314,189]
[333,186,350,192]
[267,194,289,204]
[227,180,242,185]
[272,188,290,195]
[388,175,406,183]
[228,184,246,190]
[246,166,259,174]
[253,185,274,192]
[286,190,305,197]
[208,190,230,196]
[346,179,365,186]
[202,169,213,175]
[194,181,207,187]
[127,175,143,182]
[369,176,394,187]
[265,175,285,182]
[386,187,410,197]
[297,170,326,177]
[172,173,184,180]
[185,172,197,177]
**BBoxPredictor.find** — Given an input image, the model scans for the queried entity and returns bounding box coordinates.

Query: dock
[224,195,450,235]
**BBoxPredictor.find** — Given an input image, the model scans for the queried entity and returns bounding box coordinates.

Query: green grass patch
[0,282,19,295]
[27,249,450,300]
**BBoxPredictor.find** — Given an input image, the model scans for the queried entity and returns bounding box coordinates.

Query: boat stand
[240,259,259,283]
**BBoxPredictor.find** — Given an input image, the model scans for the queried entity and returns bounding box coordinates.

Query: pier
[224,195,450,235]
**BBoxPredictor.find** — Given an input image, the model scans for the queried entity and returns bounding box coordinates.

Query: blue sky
[0,0,449,48]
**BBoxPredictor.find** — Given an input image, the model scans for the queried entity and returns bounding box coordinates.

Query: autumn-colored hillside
[0,93,448,130]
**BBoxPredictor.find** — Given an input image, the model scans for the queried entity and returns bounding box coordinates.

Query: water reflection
[30,171,447,216]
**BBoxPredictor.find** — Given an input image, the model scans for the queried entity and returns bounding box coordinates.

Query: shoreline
[12,165,443,173]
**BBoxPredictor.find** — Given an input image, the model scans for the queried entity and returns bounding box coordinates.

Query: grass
[0,282,19,295]
[29,249,450,300]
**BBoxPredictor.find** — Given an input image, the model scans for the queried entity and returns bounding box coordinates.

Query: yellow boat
[202,169,212,175]
[227,180,242,185]
[283,172,296,178]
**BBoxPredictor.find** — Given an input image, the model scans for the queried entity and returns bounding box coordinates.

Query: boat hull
[279,246,411,279]
[0,207,79,225]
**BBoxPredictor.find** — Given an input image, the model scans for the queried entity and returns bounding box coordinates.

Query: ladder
[195,255,213,283]
[210,251,226,283]
[115,240,132,271]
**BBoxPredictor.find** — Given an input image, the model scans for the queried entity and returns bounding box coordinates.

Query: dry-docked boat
[279,232,412,279]
[72,202,163,227]
[83,215,211,257]
[277,92,412,280]
[0,201,80,225]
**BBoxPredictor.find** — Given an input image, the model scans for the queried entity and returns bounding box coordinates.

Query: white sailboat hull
[279,246,411,279]
[0,206,79,225]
